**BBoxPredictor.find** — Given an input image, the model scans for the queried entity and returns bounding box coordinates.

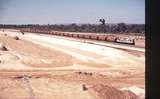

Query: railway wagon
[64,32,69,37]
[52,31,55,35]
[53,32,57,35]
[73,34,78,38]
[63,33,68,36]
[46,31,49,34]
[31,30,36,33]
[47,31,50,34]
[29,30,32,32]
[48,31,52,35]
[78,34,85,38]
[106,35,117,42]
[42,31,45,33]
[51,31,55,35]
[50,31,55,35]
[40,31,45,34]
[54,32,58,35]
[62,32,66,36]
[59,32,64,36]
[68,33,73,37]
[50,31,54,35]
[42,31,46,34]
[33,29,37,32]
[57,32,61,36]
[42,31,47,34]
[84,34,91,39]
[37,30,42,33]
[59,32,63,36]
[54,32,59,35]
[98,35,107,41]
[38,30,43,33]
[46,31,50,34]
[55,32,59,35]
[90,34,99,40]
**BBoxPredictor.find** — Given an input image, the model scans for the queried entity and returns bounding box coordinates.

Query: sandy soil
[0,30,145,99]
[0,34,73,68]
[23,33,144,68]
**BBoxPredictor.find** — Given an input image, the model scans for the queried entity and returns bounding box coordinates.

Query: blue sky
[0,0,145,24]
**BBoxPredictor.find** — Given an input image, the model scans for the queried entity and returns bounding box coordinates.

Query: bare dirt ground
[0,30,145,99]
[0,34,73,68]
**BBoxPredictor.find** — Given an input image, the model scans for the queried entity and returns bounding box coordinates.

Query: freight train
[20,29,135,45]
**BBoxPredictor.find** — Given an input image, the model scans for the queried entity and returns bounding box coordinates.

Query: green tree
[99,19,106,33]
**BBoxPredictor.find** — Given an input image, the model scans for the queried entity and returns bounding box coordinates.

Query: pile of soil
[13,36,20,40]
[91,84,138,99]
[0,43,8,51]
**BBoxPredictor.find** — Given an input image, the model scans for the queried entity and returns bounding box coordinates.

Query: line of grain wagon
[21,29,135,45]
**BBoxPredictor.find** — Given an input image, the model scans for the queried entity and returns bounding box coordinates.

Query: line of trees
[0,23,145,34]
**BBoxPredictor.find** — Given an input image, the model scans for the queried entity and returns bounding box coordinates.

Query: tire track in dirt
[21,75,35,99]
